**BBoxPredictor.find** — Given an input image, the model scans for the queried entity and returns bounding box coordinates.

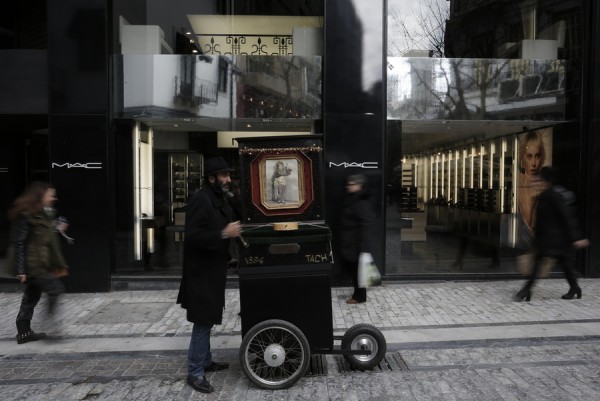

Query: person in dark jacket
[5,182,69,344]
[177,157,241,393]
[514,166,589,302]
[339,174,375,304]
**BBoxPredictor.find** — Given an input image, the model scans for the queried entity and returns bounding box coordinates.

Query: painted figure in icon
[272,160,292,204]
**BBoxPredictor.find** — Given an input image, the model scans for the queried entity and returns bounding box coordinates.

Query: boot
[16,320,47,344]
[513,287,531,302]
[561,287,582,300]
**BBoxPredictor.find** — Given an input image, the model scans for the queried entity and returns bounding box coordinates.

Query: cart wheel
[341,324,387,370]
[239,319,310,390]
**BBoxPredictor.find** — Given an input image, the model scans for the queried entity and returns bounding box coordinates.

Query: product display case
[400,186,418,211]
[503,154,514,214]
[169,152,203,224]
[420,135,520,246]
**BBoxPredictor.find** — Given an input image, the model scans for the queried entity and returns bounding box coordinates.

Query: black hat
[204,157,233,177]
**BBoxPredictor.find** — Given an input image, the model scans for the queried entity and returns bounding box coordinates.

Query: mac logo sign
[51,162,103,169]
[328,161,379,169]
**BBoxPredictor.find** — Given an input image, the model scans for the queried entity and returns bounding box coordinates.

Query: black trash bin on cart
[235,136,386,390]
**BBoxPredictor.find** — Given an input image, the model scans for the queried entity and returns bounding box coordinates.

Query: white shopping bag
[357,252,382,288]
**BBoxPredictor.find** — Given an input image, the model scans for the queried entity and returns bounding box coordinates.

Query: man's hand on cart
[222,221,242,239]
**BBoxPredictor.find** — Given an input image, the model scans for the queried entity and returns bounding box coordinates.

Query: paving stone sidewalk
[1,278,600,341]
[2,340,600,400]
[2,279,600,400]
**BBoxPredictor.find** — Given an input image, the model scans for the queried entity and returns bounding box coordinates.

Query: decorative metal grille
[197,34,293,56]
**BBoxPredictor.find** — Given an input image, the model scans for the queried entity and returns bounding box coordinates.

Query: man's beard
[209,179,229,195]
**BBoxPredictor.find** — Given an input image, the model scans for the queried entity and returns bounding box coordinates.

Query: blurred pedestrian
[5,182,68,344]
[177,157,241,393]
[339,174,375,304]
[514,167,589,302]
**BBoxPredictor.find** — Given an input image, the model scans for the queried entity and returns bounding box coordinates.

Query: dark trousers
[523,254,579,291]
[345,259,367,302]
[188,323,214,378]
[16,277,64,332]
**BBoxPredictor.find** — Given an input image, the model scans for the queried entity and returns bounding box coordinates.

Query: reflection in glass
[115,55,322,121]
[385,56,568,276]
[186,16,322,56]
[388,57,566,122]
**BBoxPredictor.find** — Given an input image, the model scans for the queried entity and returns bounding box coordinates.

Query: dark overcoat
[4,211,67,278]
[534,186,583,257]
[177,185,232,324]
[338,189,374,262]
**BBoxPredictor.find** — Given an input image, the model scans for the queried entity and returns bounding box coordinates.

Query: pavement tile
[2,279,600,399]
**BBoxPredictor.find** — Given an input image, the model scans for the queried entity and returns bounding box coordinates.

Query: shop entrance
[113,118,315,277]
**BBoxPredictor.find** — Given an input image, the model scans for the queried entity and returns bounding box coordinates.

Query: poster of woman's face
[519,129,552,176]
[516,128,553,248]
[259,156,303,209]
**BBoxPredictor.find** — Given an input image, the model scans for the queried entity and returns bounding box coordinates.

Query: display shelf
[503,155,513,213]
[399,186,418,211]
[169,152,203,223]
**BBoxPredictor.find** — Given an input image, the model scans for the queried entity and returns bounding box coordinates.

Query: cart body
[238,224,334,352]
[239,263,333,351]
[234,136,386,390]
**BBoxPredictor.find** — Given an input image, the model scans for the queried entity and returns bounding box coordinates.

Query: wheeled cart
[237,226,386,390]
[234,135,386,389]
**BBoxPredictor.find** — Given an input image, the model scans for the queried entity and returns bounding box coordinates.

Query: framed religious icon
[260,154,305,210]
[250,150,314,216]
[237,135,324,223]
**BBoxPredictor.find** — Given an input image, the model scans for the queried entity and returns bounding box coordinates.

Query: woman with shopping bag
[339,174,378,304]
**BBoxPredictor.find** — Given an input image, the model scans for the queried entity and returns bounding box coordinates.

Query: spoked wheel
[239,319,310,390]
[342,323,387,370]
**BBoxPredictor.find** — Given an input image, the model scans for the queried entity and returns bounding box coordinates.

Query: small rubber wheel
[239,319,310,389]
[341,323,387,369]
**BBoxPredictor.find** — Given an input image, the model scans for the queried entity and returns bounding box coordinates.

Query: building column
[47,0,112,291]
[324,0,386,283]
[581,0,600,277]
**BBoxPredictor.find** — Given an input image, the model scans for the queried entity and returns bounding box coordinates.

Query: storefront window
[111,0,323,274]
[386,0,583,276]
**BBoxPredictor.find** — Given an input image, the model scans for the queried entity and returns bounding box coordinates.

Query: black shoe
[187,375,214,393]
[16,330,47,344]
[562,287,582,300]
[204,361,230,372]
[513,289,531,302]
